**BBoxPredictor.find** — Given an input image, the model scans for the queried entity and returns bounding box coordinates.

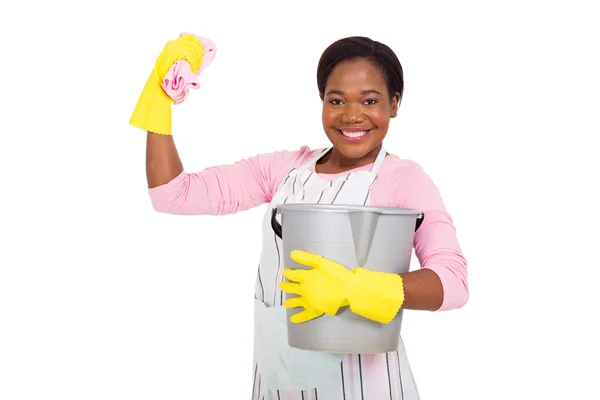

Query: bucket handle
[415,212,424,231]
[271,207,283,239]
[271,207,424,239]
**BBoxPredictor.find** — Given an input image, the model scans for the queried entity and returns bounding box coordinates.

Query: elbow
[440,285,469,311]
[147,172,193,215]
[149,195,177,214]
[459,287,470,309]
[147,171,216,215]
[426,261,469,312]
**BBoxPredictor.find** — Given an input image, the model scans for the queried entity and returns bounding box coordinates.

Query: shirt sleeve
[148,146,314,215]
[388,162,469,311]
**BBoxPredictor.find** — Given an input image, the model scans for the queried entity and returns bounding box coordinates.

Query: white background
[1,1,599,399]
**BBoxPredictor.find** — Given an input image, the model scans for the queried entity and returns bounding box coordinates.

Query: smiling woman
[317,39,403,171]
[131,35,469,400]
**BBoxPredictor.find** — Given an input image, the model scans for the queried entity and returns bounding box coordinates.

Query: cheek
[368,108,391,127]
[321,108,337,128]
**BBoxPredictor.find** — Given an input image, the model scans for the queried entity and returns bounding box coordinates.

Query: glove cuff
[348,268,405,324]
[129,69,173,135]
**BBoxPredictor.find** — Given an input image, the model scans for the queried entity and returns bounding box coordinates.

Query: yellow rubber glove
[129,34,204,135]
[280,250,405,324]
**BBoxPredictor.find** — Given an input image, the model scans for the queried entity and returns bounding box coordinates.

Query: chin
[334,144,374,160]
[327,135,382,160]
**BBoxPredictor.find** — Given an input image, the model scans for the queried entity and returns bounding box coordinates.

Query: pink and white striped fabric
[251,347,418,399]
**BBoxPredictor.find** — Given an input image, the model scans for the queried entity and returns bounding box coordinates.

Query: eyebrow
[325,89,383,96]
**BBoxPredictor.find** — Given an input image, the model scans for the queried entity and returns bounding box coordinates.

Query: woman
[130,34,469,400]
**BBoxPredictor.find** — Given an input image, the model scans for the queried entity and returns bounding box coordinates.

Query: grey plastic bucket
[271,204,424,354]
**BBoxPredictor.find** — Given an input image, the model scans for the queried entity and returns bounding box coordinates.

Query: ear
[390,92,401,118]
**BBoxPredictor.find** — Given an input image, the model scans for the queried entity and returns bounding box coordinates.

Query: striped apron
[252,147,419,400]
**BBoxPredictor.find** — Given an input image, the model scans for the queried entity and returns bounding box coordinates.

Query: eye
[364,99,378,105]
[329,99,344,106]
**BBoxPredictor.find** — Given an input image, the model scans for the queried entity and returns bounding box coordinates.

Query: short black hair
[317,36,404,103]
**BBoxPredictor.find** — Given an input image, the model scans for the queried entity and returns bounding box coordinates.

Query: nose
[341,103,364,123]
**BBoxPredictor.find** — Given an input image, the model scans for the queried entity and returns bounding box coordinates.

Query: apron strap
[370,146,387,173]
[298,147,331,172]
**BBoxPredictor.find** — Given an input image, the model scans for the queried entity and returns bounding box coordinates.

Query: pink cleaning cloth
[162,33,217,104]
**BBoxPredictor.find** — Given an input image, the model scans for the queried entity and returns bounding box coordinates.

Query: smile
[336,128,373,142]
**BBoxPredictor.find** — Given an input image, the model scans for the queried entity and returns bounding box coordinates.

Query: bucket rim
[275,203,423,215]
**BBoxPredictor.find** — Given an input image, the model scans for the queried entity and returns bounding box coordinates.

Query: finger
[282,268,308,283]
[183,42,204,73]
[290,250,323,269]
[177,33,197,43]
[185,54,203,74]
[170,34,202,71]
[290,308,324,324]
[282,296,307,309]
[279,281,303,296]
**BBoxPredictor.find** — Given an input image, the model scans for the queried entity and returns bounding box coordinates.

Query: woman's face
[322,58,400,161]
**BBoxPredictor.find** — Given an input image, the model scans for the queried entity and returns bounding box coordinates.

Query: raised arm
[128,35,320,216]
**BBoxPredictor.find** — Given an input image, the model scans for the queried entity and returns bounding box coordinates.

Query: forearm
[146,131,184,188]
[343,266,443,324]
[399,268,444,311]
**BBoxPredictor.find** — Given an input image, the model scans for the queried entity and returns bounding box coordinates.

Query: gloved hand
[280,250,405,324]
[129,34,204,135]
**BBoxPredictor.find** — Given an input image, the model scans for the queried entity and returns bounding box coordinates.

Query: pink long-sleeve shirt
[149,146,469,311]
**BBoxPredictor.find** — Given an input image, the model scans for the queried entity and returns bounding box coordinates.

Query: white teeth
[341,130,368,138]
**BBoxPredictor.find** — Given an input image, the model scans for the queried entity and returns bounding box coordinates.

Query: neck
[318,144,383,173]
